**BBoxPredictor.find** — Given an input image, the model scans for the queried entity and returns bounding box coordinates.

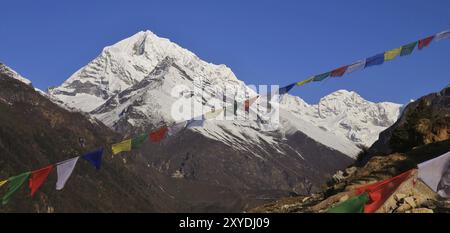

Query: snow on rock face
[0,64,32,85]
[279,90,402,147]
[49,30,239,112]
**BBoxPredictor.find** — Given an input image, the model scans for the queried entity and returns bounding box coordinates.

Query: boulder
[411,208,434,213]
[396,203,412,212]
[394,193,407,202]
[404,197,417,208]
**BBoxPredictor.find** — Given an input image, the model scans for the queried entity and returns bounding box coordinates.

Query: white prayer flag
[344,59,366,75]
[435,30,450,42]
[418,151,450,198]
[168,121,187,136]
[56,156,79,190]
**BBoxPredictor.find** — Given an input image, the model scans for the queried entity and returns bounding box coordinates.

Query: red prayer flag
[418,36,434,50]
[330,65,349,77]
[356,169,413,213]
[244,96,259,112]
[149,126,168,142]
[29,165,54,197]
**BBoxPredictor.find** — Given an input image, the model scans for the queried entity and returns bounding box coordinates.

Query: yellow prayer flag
[205,108,224,120]
[0,180,7,188]
[384,47,401,61]
[111,139,132,155]
[296,77,313,86]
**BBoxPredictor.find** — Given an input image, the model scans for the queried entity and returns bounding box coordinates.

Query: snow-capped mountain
[280,91,402,147]
[49,30,241,112]
[49,30,371,157]
[0,63,32,85]
[44,30,404,206]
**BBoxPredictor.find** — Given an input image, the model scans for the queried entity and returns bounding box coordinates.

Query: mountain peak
[49,30,240,112]
[320,89,362,102]
[0,63,32,86]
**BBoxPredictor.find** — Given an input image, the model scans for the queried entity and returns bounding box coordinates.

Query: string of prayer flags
[384,47,401,61]
[418,36,434,50]
[418,151,450,198]
[326,192,370,213]
[2,172,31,205]
[356,169,413,213]
[112,139,132,155]
[0,180,7,188]
[56,157,79,190]
[149,126,168,142]
[82,148,104,170]
[400,41,417,56]
[29,165,53,197]
[289,29,449,90]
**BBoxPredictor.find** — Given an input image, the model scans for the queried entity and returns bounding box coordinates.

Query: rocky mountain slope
[0,65,289,212]
[249,85,450,213]
[0,65,156,212]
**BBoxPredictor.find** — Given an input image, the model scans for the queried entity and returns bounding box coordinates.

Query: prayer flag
[168,121,187,136]
[384,47,401,61]
[296,77,314,86]
[131,134,148,149]
[205,108,224,120]
[418,151,450,198]
[278,83,296,95]
[245,96,260,112]
[364,53,384,68]
[344,60,366,75]
[29,165,53,197]
[356,169,413,213]
[400,42,417,56]
[82,148,103,170]
[56,157,79,190]
[418,36,434,50]
[186,119,205,129]
[326,192,370,213]
[2,172,31,205]
[330,65,349,77]
[149,126,168,142]
[312,72,331,82]
[112,139,132,155]
[435,29,450,41]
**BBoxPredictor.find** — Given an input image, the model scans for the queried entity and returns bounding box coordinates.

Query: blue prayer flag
[278,83,296,95]
[82,148,103,170]
[364,53,384,68]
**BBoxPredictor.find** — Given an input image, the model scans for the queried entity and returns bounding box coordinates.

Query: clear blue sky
[1,0,449,104]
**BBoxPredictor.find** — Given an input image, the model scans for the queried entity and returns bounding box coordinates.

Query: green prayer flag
[313,72,331,82]
[2,172,31,205]
[326,192,370,213]
[131,133,148,149]
[400,42,418,56]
